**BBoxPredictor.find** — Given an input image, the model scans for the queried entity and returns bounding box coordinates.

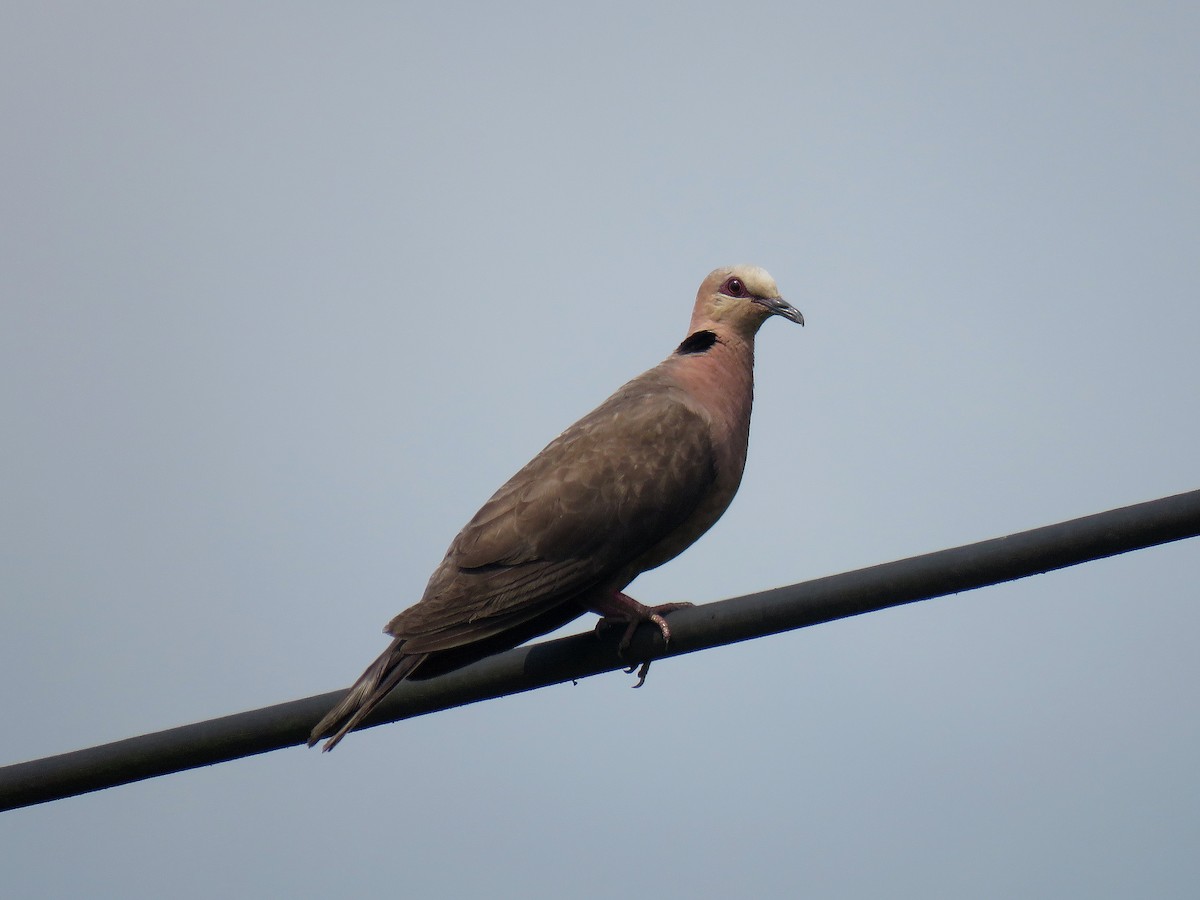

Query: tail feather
[308,638,427,751]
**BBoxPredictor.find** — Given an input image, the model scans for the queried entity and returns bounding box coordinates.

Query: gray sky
[3,3,1198,897]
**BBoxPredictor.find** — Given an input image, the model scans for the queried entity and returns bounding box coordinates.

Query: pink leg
[589,590,693,654]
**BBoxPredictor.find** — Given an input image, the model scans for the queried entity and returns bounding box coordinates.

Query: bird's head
[689,265,804,339]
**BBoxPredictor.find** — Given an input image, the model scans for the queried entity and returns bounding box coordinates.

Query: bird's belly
[623,472,739,579]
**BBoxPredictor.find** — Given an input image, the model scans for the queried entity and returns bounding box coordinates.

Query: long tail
[308,637,427,751]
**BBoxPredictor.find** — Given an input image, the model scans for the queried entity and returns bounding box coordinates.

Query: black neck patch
[676,330,719,355]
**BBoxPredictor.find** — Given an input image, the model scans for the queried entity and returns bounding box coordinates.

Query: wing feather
[387,377,716,649]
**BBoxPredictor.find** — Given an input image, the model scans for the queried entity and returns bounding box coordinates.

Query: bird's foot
[591,591,694,654]
[592,592,691,688]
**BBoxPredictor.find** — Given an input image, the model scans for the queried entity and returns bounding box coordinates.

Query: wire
[2,487,1198,812]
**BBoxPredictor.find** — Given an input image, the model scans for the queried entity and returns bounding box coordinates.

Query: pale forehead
[721,264,779,297]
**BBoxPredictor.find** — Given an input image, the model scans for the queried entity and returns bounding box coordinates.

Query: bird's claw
[629,660,651,688]
[593,594,692,688]
[591,597,694,688]
[597,601,694,654]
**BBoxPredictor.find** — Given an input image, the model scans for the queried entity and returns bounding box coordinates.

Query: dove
[309,265,803,749]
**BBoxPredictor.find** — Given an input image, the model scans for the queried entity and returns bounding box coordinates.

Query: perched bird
[309,265,803,749]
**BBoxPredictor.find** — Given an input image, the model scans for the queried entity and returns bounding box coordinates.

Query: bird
[309,264,803,749]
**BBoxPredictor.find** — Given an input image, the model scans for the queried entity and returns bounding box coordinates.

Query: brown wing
[388,374,717,654]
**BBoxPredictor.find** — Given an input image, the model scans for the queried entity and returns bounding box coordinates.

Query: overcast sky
[2,3,1198,897]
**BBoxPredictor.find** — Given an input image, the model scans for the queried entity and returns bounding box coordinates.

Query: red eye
[723,277,747,298]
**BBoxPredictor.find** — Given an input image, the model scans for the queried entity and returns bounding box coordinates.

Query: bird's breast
[619,342,756,579]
